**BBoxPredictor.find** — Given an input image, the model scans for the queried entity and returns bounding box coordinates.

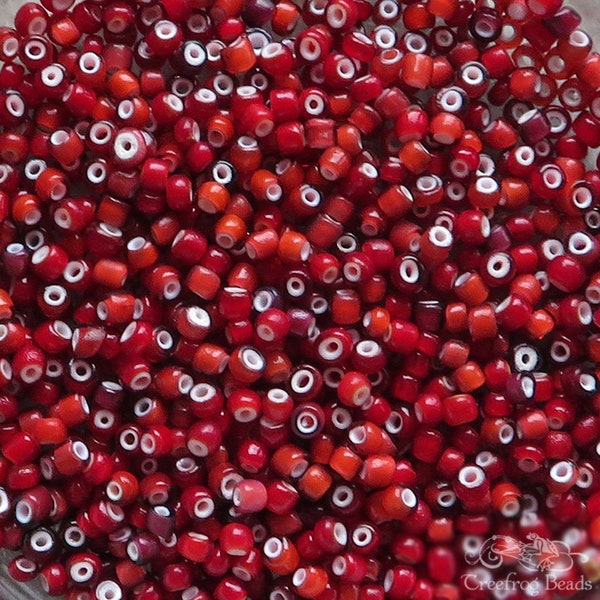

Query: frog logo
[465,533,588,573]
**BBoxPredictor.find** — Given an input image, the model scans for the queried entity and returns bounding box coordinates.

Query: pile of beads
[1,0,600,598]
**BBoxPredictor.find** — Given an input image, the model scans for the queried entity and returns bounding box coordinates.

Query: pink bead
[232,479,268,513]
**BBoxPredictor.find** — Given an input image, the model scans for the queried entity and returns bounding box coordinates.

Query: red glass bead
[39,562,68,597]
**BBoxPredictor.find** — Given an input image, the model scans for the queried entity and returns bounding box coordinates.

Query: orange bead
[318,146,351,181]
[96,293,136,325]
[207,113,235,148]
[377,185,414,220]
[97,196,130,228]
[480,417,514,446]
[429,112,465,145]
[118,97,151,129]
[284,184,322,220]
[35,167,67,202]
[444,302,468,333]
[419,226,453,265]
[106,471,140,506]
[357,455,396,488]
[127,237,159,270]
[365,490,388,524]
[501,177,530,210]
[271,444,308,479]
[426,0,458,20]
[107,70,140,99]
[329,446,362,481]
[230,136,262,174]
[228,346,265,383]
[30,417,68,445]
[508,68,541,101]
[401,53,433,89]
[511,274,543,305]
[245,228,279,261]
[348,422,388,456]
[427,517,454,544]
[398,140,432,173]
[49,394,89,427]
[278,231,311,263]
[271,0,299,33]
[336,124,362,156]
[214,214,247,250]
[92,259,128,288]
[115,560,146,588]
[331,289,361,325]
[221,35,257,74]
[363,308,391,338]
[305,213,344,249]
[454,272,489,305]
[293,566,329,599]
[556,156,585,183]
[298,464,333,500]
[467,177,503,209]
[517,409,549,440]
[323,194,354,223]
[196,181,230,214]
[277,160,305,192]
[438,340,470,369]
[192,343,229,375]
[525,309,556,340]
[459,130,484,153]
[91,96,116,122]
[403,2,435,29]
[186,265,221,300]
[263,537,300,576]
[467,303,497,340]
[50,16,80,46]
[481,118,519,150]
[388,221,421,252]
[250,169,282,202]
[453,361,486,392]
[12,193,41,225]
[371,49,403,85]
[380,485,418,520]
